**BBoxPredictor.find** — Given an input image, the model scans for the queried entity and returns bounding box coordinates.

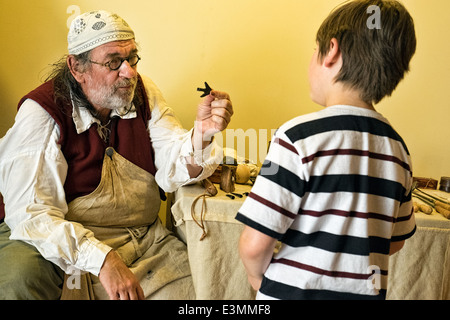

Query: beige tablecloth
[387,190,450,300]
[169,182,256,300]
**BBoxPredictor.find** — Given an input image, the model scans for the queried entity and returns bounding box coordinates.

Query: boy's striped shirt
[236,105,416,300]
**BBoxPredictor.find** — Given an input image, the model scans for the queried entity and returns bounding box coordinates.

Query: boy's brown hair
[316,0,416,104]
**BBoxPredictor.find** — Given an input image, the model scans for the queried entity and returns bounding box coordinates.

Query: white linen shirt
[0,75,222,276]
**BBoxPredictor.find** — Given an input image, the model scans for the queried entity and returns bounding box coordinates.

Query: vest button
[106,147,114,158]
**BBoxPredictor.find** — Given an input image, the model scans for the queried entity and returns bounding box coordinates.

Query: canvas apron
[60,147,192,299]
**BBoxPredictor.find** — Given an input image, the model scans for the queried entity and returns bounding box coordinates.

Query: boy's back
[236,105,415,299]
[237,0,417,299]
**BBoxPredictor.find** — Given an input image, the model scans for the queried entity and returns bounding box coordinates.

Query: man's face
[82,39,138,110]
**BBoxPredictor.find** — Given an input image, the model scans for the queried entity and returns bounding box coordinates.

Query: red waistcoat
[0,75,158,221]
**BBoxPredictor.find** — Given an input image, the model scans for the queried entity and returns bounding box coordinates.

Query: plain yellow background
[1,0,449,181]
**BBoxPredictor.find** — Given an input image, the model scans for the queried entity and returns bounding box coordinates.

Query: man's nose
[118,60,137,79]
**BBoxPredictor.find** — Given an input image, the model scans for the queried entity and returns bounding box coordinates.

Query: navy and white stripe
[236,105,416,300]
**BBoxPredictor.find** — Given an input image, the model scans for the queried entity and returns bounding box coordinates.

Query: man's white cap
[68,10,135,55]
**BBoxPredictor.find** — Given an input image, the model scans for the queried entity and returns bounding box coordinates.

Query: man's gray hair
[46,51,94,115]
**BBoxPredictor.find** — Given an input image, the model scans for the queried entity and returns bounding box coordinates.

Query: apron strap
[108,117,167,202]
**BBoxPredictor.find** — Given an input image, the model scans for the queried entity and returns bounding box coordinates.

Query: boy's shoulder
[276,105,393,143]
[277,108,326,134]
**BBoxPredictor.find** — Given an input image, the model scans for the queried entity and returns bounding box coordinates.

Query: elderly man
[0,10,233,300]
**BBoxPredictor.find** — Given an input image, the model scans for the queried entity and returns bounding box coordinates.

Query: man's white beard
[87,77,138,110]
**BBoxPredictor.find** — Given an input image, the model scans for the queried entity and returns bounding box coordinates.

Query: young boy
[236,0,417,300]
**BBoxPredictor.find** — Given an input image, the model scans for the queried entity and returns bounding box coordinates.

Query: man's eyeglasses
[89,54,141,71]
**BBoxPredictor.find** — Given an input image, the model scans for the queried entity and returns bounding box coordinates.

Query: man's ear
[323,38,341,68]
[66,55,86,83]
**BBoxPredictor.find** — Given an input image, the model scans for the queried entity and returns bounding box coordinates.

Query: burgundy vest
[0,75,158,222]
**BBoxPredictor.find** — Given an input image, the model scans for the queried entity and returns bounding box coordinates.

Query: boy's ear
[66,55,86,84]
[323,38,341,68]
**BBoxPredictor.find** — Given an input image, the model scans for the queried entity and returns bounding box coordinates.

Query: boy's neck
[326,97,376,111]
[324,83,376,111]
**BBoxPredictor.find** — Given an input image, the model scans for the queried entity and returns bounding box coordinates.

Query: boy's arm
[389,240,405,256]
[239,226,278,290]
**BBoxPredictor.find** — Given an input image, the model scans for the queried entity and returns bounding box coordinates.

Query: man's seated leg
[147,274,195,300]
[0,222,64,300]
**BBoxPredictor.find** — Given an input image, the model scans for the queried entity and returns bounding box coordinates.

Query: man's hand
[193,90,233,150]
[98,250,145,300]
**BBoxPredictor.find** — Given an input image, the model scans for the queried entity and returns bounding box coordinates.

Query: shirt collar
[70,95,137,134]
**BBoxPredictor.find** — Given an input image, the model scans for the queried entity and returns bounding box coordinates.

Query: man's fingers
[196,89,233,133]
[211,115,230,131]
[115,286,145,300]
[211,106,233,122]
[211,97,233,115]
[200,90,231,106]
[211,90,230,100]
[200,93,216,105]
[137,286,145,300]
[127,289,139,300]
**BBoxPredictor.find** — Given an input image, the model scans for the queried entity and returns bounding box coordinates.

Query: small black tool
[231,192,243,198]
[197,82,212,97]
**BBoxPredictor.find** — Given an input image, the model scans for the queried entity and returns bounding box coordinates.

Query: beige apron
[60,147,193,299]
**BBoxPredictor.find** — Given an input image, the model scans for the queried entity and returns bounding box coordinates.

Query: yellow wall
[1,0,449,181]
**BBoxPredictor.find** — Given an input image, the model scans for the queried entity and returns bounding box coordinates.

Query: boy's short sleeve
[236,130,305,240]
[391,190,416,242]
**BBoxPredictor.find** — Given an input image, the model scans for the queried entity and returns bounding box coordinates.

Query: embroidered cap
[68,10,135,55]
